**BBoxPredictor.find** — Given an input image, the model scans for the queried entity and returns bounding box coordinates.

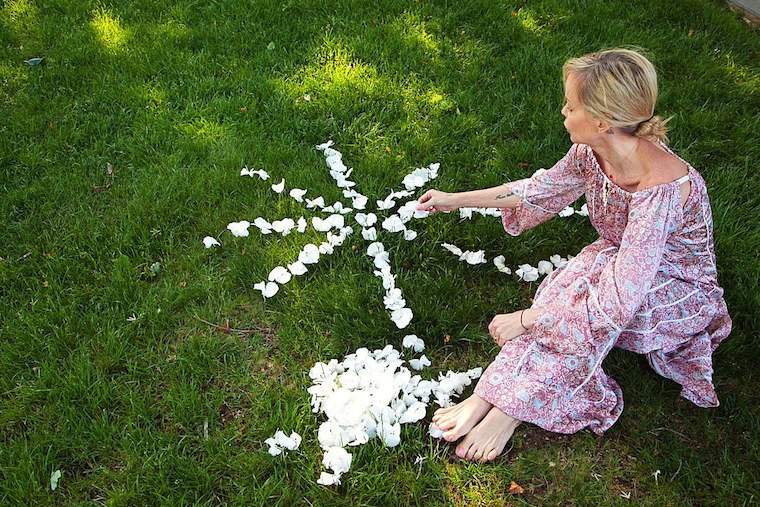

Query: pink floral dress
[474,142,732,434]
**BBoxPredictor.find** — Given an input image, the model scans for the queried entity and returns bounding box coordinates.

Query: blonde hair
[563,48,670,143]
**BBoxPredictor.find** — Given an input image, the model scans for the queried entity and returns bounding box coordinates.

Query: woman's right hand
[416,189,459,213]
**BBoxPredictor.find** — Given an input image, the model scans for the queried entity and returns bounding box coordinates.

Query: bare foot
[431,394,492,442]
[455,407,521,462]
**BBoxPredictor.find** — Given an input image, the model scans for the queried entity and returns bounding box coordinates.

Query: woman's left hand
[488,311,528,347]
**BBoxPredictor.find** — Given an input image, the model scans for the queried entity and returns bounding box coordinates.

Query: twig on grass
[192,314,277,344]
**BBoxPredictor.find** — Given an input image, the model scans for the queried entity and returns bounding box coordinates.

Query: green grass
[1,0,759,505]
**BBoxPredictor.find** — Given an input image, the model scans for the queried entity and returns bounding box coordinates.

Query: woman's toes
[455,440,471,458]
[486,449,499,462]
[465,443,479,461]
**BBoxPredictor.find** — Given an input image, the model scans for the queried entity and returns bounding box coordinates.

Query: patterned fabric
[474,142,732,435]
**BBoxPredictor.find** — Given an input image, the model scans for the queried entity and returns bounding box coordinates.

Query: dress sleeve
[501,144,587,236]
[592,185,683,331]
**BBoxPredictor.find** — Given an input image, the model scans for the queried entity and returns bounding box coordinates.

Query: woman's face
[562,73,604,144]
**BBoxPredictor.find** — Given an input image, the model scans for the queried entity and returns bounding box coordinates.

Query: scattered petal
[203,236,220,248]
[254,281,279,298]
[289,188,307,202]
[227,221,251,237]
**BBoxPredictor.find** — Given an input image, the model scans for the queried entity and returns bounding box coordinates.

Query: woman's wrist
[520,308,543,329]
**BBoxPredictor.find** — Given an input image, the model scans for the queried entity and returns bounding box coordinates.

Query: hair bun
[634,114,670,143]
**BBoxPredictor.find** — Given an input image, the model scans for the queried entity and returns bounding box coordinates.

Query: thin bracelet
[519,310,529,332]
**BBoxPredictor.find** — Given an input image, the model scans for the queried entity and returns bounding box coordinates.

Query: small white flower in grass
[391,307,413,329]
[271,178,285,193]
[312,214,345,232]
[384,289,406,311]
[558,206,575,217]
[576,203,589,216]
[298,244,320,264]
[203,236,220,248]
[289,188,307,202]
[402,334,425,353]
[227,220,251,237]
[268,266,292,284]
[409,355,431,371]
[254,281,279,298]
[403,229,418,241]
[459,207,474,219]
[516,264,539,282]
[493,255,511,274]
[287,261,308,276]
[50,469,62,491]
[537,260,554,276]
[316,140,334,151]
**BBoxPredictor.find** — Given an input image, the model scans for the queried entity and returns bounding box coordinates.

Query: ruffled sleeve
[501,144,587,236]
[593,185,683,331]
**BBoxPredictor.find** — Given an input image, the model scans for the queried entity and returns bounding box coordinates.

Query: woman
[416,48,732,463]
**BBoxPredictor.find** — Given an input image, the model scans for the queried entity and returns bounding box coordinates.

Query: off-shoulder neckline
[585,142,693,196]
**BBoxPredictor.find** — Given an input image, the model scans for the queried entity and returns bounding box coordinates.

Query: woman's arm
[417,184,521,213]
[451,184,522,209]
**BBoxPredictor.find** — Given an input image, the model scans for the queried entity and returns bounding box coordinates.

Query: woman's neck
[590,134,645,182]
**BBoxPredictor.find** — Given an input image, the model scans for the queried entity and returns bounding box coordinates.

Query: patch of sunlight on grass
[154,19,191,42]
[177,118,230,146]
[721,57,760,95]
[1,0,38,34]
[390,12,441,55]
[443,462,513,506]
[276,38,385,102]
[136,83,167,110]
[90,8,130,54]
[515,8,545,36]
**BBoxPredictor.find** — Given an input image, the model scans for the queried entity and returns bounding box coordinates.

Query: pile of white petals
[308,344,482,485]
[265,430,302,456]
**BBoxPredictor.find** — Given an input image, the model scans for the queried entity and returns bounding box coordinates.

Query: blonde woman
[417,48,732,462]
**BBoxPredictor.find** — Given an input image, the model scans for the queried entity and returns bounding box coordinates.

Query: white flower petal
[271,178,285,193]
[361,227,377,241]
[390,307,413,329]
[227,221,251,237]
[254,281,279,298]
[203,236,220,248]
[299,244,320,264]
[403,229,417,241]
[289,188,307,202]
[287,261,308,276]
[268,266,292,284]
[441,243,463,256]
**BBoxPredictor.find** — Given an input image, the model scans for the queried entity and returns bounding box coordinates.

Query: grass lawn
[1,0,759,504]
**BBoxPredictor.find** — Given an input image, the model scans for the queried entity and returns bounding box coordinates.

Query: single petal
[289,188,307,202]
[203,236,220,248]
[271,178,285,193]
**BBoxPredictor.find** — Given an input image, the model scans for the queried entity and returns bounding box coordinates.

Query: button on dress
[474,142,732,434]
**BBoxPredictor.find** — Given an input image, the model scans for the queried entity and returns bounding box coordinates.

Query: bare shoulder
[640,141,689,186]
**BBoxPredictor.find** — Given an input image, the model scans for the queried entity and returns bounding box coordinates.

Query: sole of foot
[455,407,521,462]
[432,394,492,442]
